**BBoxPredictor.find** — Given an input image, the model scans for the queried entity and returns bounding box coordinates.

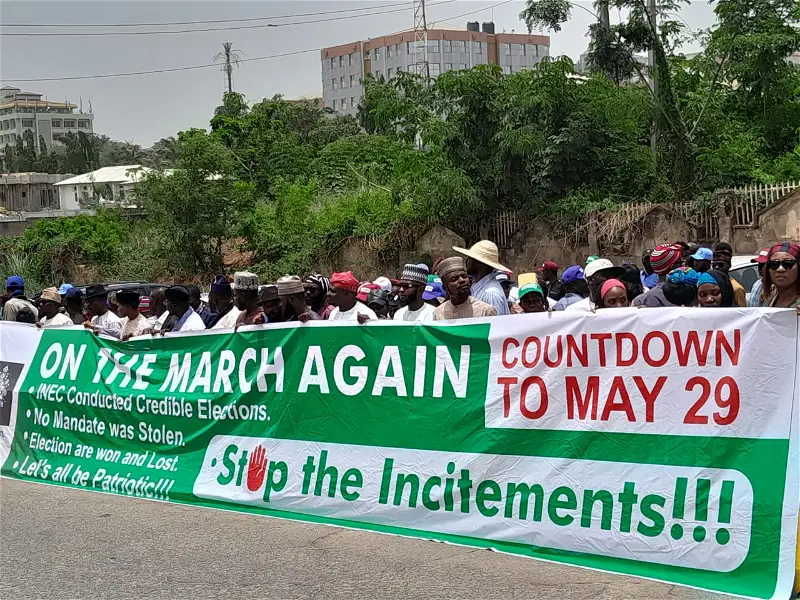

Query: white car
[728,255,759,301]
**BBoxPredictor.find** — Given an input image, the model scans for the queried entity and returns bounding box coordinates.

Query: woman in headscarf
[696,271,734,308]
[663,268,699,307]
[763,242,800,309]
[597,279,630,309]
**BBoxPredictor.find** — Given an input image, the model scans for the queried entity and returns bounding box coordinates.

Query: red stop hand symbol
[246,445,268,491]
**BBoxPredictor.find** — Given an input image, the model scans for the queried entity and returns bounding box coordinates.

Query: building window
[427,40,439,53]
[387,67,394,78]
[51,119,62,128]
[340,76,346,88]
[339,55,345,67]
[78,119,90,128]
[473,41,484,53]
[21,119,34,127]
[430,63,441,77]
[332,99,337,110]
[330,58,335,69]
[332,78,338,90]
[348,53,354,65]
[444,63,452,71]
[454,40,466,52]
[526,44,538,57]
[503,65,512,74]
[373,47,380,60]
[503,43,511,55]
[350,97,355,108]
[64,119,76,128]
[350,75,356,88]
[442,40,452,52]
[459,63,467,70]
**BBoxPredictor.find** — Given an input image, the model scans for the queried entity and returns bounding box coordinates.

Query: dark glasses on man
[768,259,798,271]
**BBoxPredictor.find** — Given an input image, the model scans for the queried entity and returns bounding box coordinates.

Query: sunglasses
[767,259,798,271]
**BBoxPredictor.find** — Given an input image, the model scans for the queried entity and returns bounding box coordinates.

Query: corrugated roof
[54,165,152,186]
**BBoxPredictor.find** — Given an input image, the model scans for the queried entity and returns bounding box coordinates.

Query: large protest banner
[1,308,798,599]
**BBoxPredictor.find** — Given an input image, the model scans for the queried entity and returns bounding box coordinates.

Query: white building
[0,86,94,152]
[54,165,151,208]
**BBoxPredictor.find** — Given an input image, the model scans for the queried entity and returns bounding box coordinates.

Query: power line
[0,1,460,37]
[7,49,320,83]
[3,0,521,83]
[0,2,413,28]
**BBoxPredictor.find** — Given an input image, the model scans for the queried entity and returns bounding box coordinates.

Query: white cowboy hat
[452,240,510,273]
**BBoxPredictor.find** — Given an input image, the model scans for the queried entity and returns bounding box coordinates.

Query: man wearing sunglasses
[711,242,747,307]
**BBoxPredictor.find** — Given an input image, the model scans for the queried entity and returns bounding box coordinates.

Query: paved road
[2,478,730,600]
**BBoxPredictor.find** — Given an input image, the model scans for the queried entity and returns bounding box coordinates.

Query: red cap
[330,271,360,293]
[536,260,558,272]
[356,283,380,302]
[753,248,770,264]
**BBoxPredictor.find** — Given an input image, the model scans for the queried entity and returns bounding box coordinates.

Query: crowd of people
[1,239,799,339]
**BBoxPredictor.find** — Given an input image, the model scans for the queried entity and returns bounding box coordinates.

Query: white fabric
[211,306,241,330]
[547,297,557,309]
[149,310,168,332]
[329,302,378,321]
[91,310,122,337]
[176,311,206,332]
[393,303,436,322]
[121,314,150,339]
[39,313,74,328]
[564,297,595,313]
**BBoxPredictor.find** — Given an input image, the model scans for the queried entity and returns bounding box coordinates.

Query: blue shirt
[553,292,584,311]
[641,271,659,290]
[471,272,509,316]
[748,279,763,307]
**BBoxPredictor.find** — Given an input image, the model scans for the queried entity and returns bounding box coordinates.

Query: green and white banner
[1,309,798,598]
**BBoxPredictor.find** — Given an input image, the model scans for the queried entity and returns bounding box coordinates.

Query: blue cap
[690,247,713,261]
[6,275,24,289]
[65,287,84,299]
[58,283,74,295]
[561,265,585,284]
[422,282,445,300]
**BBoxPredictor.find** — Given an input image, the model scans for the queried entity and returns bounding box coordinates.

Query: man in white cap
[565,258,626,313]
[394,263,436,322]
[452,240,510,315]
[234,271,265,326]
[277,275,318,322]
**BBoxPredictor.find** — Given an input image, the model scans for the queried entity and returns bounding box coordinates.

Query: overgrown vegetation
[1,0,798,290]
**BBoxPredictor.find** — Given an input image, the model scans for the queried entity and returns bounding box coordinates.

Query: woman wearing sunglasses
[763,242,800,309]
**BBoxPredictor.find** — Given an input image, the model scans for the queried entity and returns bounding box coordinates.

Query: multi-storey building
[321,22,550,115]
[0,86,94,151]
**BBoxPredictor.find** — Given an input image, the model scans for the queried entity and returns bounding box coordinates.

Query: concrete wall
[732,190,800,253]
[324,210,703,278]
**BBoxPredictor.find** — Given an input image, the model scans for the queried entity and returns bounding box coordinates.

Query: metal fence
[723,181,800,226]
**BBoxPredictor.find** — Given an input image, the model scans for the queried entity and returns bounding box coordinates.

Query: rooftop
[54,165,152,186]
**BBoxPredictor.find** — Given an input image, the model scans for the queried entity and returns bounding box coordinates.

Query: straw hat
[452,240,510,273]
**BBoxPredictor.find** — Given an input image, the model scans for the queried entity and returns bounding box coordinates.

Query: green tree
[136,129,255,272]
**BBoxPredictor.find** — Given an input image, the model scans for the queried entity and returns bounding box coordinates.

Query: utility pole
[411,0,430,79]
[647,0,659,165]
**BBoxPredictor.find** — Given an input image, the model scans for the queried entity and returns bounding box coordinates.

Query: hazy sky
[1,1,717,146]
